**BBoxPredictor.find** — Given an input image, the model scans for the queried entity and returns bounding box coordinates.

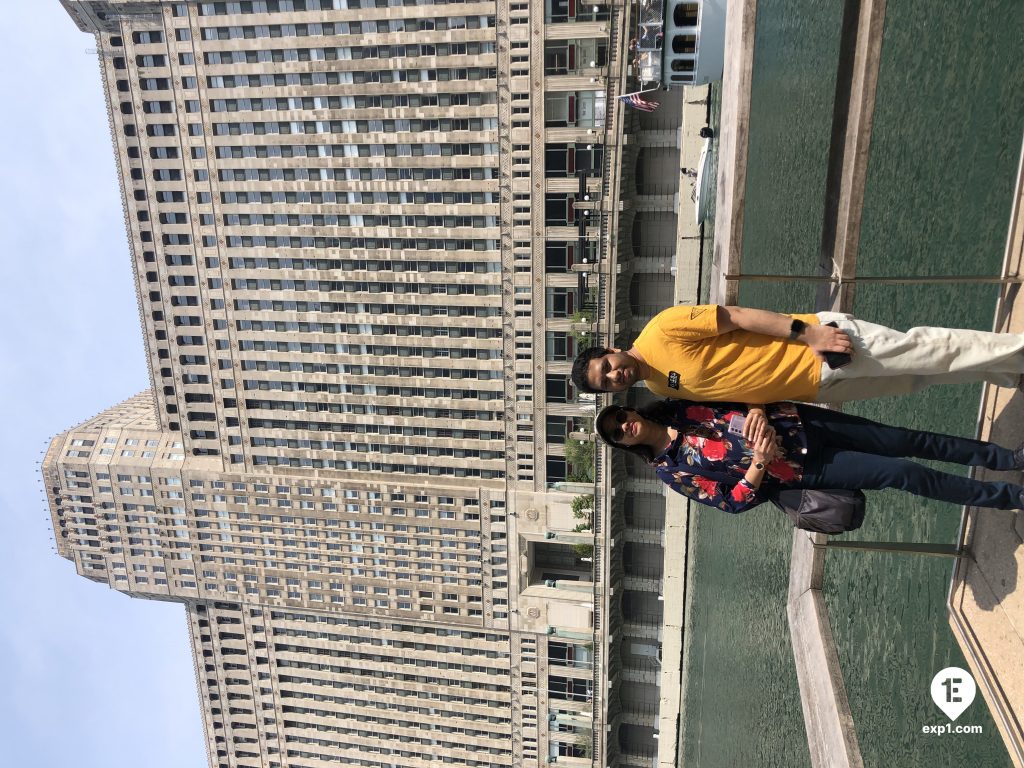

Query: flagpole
[618,87,662,99]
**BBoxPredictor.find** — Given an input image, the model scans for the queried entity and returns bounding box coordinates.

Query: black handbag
[769,488,866,535]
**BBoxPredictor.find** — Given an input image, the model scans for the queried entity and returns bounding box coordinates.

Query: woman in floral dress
[595,400,1024,513]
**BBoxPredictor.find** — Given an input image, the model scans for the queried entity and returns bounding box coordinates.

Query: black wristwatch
[788,318,807,340]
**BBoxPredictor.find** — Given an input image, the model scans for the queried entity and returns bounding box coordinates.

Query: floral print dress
[651,401,808,513]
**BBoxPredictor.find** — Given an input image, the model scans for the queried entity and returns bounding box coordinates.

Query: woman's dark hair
[597,400,711,463]
[596,404,661,463]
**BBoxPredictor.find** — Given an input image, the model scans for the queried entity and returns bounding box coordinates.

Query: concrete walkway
[709,0,1024,761]
[948,148,1024,768]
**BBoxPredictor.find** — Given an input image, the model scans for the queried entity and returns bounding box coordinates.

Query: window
[545,374,570,403]
[547,456,566,483]
[132,31,163,44]
[545,193,575,226]
[545,332,575,361]
[545,287,574,319]
[544,90,605,129]
[546,415,568,442]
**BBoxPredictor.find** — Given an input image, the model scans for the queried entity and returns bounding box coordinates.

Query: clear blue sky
[0,5,206,766]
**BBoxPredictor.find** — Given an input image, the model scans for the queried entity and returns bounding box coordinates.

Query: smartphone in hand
[823,321,852,370]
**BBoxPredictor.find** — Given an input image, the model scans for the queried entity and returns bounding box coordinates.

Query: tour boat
[694,137,713,225]
[633,0,727,89]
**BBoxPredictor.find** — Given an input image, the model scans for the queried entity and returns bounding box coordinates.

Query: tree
[564,438,594,482]
[574,731,594,758]
[571,494,594,518]
[570,309,594,348]
[573,543,594,558]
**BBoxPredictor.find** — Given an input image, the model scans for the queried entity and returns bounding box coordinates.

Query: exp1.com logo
[922,667,982,735]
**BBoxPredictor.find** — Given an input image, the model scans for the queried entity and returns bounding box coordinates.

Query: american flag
[618,92,660,112]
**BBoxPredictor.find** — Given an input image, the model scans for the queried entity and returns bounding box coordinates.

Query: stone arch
[618,722,660,763]
[631,210,677,253]
[629,271,675,323]
[621,589,664,626]
[622,541,664,581]
[635,145,681,196]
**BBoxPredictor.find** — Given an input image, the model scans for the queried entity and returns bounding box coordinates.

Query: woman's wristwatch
[754,461,765,471]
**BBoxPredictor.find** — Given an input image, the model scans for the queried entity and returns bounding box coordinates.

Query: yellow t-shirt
[632,305,823,403]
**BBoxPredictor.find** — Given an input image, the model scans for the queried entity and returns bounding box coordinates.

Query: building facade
[46,1,686,766]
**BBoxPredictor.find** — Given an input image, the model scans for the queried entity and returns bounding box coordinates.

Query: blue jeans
[798,406,1023,510]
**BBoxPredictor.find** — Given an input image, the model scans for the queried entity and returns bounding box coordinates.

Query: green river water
[681,1,1024,765]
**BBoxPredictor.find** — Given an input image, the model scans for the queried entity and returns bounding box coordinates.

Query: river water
[681,1,1024,765]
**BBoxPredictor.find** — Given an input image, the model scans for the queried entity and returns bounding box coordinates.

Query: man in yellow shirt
[571,304,1024,403]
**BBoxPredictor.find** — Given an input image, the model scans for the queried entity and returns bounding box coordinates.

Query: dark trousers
[798,406,1023,510]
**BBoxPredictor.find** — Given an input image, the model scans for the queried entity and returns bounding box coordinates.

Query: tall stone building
[47,1,691,766]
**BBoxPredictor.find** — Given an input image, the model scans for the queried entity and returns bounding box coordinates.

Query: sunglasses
[610,409,630,442]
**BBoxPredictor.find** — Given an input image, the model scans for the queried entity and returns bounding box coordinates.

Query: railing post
[820,540,968,558]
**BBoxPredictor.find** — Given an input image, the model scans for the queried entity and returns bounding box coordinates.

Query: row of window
[222,190,497,205]
[239,360,503,384]
[196,2,481,18]
[227,256,498,272]
[278,716,504,754]
[232,279,499,298]
[221,213,497,229]
[221,235,501,251]
[241,419,507,441]
[237,322,501,341]
[281,705,506,741]
[233,299,501,318]
[248,435,505,459]
[203,82,497,115]
[199,16,494,40]
[86,474,489,515]
[205,42,494,72]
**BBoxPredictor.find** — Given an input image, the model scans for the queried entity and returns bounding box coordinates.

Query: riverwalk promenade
[949,159,1024,768]
[702,0,1024,765]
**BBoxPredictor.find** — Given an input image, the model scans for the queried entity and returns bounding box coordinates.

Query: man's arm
[717,305,852,358]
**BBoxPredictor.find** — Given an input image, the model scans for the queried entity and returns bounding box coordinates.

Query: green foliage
[571,330,594,348]
[571,494,594,518]
[571,416,594,435]
[572,542,594,558]
[571,309,593,325]
[570,309,594,348]
[564,439,595,483]
[579,740,593,758]
[574,731,594,758]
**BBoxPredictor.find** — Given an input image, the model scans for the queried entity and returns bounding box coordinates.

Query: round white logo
[930,667,976,721]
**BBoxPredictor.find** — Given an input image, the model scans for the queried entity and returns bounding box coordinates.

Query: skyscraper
[48,1,682,765]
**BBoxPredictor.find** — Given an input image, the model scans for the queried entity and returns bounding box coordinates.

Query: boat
[632,0,728,89]
[694,137,713,225]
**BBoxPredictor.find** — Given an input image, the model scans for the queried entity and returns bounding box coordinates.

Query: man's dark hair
[571,346,613,394]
